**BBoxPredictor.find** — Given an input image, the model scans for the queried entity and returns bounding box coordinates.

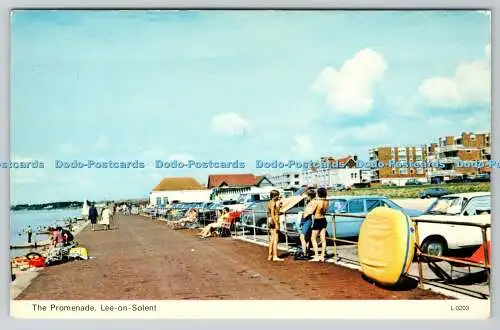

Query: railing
[235,211,364,256]
[150,206,492,294]
[412,218,491,289]
[325,213,363,262]
[236,210,296,252]
[235,210,492,291]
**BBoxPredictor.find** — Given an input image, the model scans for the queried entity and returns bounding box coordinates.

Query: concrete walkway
[15,215,445,300]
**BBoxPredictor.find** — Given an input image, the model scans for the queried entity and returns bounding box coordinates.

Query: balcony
[440,157,461,164]
[440,145,465,153]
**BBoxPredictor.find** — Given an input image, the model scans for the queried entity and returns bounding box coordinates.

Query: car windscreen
[425,196,464,215]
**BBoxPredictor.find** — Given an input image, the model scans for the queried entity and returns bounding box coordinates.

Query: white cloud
[331,123,391,144]
[312,48,388,115]
[211,113,251,136]
[418,44,491,108]
[291,135,314,158]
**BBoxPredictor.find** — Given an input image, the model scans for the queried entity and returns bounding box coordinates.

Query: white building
[267,172,302,189]
[301,167,365,188]
[207,173,276,201]
[271,156,369,188]
[149,177,211,206]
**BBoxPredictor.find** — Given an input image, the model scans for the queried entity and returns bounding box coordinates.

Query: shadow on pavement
[361,274,420,292]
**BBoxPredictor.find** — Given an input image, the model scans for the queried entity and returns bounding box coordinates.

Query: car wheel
[426,194,431,199]
[421,237,448,257]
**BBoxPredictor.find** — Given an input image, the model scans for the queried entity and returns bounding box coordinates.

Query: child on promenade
[267,190,283,262]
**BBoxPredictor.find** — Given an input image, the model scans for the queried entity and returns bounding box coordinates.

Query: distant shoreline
[10,206,82,212]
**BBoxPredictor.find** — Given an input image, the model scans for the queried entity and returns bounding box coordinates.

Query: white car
[414,192,491,256]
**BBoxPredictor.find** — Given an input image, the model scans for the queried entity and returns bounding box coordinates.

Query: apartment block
[427,131,491,179]
[268,172,302,189]
[368,145,428,185]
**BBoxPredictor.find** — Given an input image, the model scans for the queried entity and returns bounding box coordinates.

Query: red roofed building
[207,173,273,189]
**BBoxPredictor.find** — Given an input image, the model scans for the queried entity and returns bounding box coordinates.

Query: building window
[400,168,408,175]
[156,197,162,205]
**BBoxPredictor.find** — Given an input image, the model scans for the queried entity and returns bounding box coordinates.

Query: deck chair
[214,218,232,237]
[449,241,491,276]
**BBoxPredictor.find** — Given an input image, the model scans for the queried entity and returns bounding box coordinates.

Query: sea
[10,208,82,258]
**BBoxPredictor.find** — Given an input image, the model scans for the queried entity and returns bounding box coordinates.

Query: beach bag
[68,246,89,260]
[358,207,415,286]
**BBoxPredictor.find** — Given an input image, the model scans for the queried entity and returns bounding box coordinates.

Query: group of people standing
[266,187,329,262]
[88,203,117,231]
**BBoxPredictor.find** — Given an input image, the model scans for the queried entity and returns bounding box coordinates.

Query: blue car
[284,195,422,239]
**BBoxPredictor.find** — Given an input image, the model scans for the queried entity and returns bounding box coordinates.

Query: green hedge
[329,182,490,199]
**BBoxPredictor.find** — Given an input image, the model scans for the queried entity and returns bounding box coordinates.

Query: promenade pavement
[16,214,447,300]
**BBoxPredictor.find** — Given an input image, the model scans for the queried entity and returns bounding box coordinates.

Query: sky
[9,10,491,204]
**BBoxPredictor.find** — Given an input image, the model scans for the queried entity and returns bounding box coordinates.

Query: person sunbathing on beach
[168,208,198,228]
[198,207,230,238]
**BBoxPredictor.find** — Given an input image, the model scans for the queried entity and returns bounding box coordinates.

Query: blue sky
[9,10,491,204]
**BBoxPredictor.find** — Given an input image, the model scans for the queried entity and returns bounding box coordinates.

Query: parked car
[405,179,423,186]
[446,175,471,183]
[414,192,491,256]
[471,173,490,182]
[238,201,268,234]
[332,184,347,191]
[282,195,423,239]
[419,187,449,199]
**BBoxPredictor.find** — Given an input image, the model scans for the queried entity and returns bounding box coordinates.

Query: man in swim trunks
[296,189,316,260]
[267,190,283,262]
[303,187,329,262]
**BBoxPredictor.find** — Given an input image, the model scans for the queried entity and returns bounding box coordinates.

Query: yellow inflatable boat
[358,207,415,286]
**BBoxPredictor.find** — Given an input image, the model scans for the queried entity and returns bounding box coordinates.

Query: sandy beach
[10,219,90,282]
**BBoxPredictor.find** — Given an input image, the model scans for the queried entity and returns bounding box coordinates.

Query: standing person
[296,189,317,260]
[267,190,283,262]
[89,203,98,231]
[110,203,117,229]
[25,225,33,244]
[100,205,112,231]
[304,187,329,262]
